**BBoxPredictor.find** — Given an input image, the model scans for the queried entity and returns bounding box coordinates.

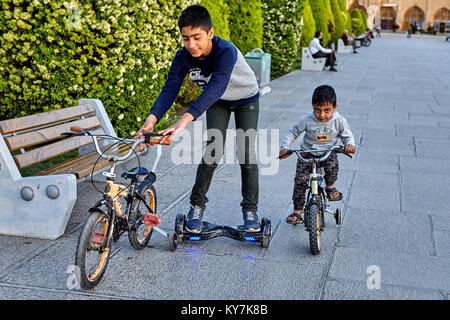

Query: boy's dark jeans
[190,100,259,213]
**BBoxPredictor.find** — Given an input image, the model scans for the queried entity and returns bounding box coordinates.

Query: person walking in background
[309,31,338,72]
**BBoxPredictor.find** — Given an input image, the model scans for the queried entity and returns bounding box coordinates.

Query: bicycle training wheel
[307,204,322,255]
[75,210,112,289]
[128,185,157,250]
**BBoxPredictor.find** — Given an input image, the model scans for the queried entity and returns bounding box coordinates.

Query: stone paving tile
[401,171,450,217]
[347,171,400,212]
[322,279,444,300]
[328,247,450,292]
[434,231,450,258]
[339,207,433,256]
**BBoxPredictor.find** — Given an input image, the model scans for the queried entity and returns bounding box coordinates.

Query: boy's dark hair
[178,5,213,32]
[314,31,322,38]
[312,85,337,107]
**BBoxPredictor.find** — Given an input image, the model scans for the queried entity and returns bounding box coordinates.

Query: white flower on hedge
[118,113,124,120]
[136,117,142,122]
[128,84,134,91]
[152,73,158,79]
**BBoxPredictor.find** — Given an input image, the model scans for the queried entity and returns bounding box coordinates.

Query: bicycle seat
[121,167,150,181]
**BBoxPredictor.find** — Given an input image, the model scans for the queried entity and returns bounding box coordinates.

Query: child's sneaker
[185,205,205,234]
[243,212,261,232]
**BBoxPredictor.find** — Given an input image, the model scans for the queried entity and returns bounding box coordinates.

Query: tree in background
[309,0,330,46]
[330,0,345,47]
[338,0,352,33]
[360,10,368,32]
[299,0,316,50]
[225,0,263,55]
[261,0,304,76]
[201,0,231,40]
[350,8,364,36]
[323,0,335,43]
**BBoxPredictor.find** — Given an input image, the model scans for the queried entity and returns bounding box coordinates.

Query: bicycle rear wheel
[306,204,322,255]
[128,185,157,250]
[75,210,112,289]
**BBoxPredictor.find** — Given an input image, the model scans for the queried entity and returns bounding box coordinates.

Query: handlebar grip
[70,126,85,133]
[335,146,353,158]
[150,137,171,145]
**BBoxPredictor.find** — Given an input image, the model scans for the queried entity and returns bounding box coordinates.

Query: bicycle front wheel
[128,185,157,250]
[75,210,112,289]
[306,204,322,255]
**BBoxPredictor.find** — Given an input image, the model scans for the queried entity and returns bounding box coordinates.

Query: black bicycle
[62,126,174,289]
[281,145,352,255]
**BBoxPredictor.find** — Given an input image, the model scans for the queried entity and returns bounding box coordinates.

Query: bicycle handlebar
[280,145,352,163]
[61,127,171,162]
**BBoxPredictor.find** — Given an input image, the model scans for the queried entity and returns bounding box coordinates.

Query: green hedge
[350,8,364,36]
[309,0,330,47]
[323,0,335,42]
[201,0,230,40]
[338,0,352,33]
[225,0,263,55]
[0,0,196,137]
[299,0,316,50]
[262,0,303,77]
[330,0,345,47]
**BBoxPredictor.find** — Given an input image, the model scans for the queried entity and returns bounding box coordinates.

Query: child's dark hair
[314,31,322,38]
[178,5,213,32]
[312,85,337,106]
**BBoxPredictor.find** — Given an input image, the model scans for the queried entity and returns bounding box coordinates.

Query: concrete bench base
[338,39,353,54]
[301,47,326,71]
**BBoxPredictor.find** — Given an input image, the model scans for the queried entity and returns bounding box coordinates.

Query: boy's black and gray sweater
[280,111,355,155]
[149,36,259,122]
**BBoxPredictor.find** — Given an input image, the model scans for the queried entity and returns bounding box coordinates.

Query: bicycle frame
[64,126,169,248]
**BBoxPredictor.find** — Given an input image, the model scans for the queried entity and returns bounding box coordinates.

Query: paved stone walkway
[1,34,449,300]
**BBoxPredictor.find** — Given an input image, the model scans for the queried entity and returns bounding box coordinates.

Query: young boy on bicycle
[136,5,261,233]
[279,85,355,224]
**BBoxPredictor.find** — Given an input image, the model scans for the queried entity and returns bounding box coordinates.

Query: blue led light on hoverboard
[189,236,201,241]
[244,236,256,242]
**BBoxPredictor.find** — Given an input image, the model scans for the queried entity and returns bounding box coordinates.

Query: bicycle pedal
[144,213,161,227]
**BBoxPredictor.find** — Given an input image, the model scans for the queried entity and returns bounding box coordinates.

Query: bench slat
[35,143,133,178]
[13,128,105,169]
[5,116,101,151]
[0,104,95,135]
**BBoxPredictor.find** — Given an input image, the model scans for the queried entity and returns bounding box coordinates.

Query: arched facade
[433,7,450,33]
[346,0,450,32]
[402,6,425,30]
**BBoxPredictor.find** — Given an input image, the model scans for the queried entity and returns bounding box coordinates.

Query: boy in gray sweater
[279,85,355,224]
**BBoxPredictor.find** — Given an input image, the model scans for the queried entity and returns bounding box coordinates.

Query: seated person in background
[341,29,358,53]
[352,31,363,47]
[309,31,338,72]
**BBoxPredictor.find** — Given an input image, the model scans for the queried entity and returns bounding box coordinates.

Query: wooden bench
[301,47,326,72]
[0,99,124,239]
[337,39,353,54]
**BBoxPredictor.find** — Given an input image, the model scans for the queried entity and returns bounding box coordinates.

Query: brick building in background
[347,0,449,32]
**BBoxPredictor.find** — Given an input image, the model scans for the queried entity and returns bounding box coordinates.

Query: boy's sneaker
[185,205,205,234]
[243,212,261,232]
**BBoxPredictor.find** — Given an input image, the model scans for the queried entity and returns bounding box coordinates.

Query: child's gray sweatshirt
[280,111,354,154]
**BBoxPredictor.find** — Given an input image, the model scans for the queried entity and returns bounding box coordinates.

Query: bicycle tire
[75,210,112,289]
[306,204,322,255]
[128,185,157,250]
